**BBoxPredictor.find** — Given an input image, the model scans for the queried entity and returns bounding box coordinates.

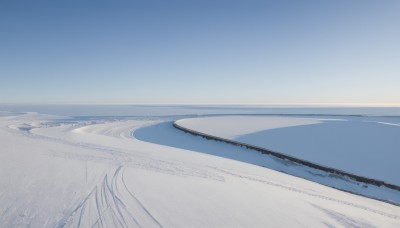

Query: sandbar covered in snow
[176,116,400,186]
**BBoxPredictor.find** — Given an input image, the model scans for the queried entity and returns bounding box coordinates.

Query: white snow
[377,121,400,127]
[1,113,400,227]
[176,116,400,191]
[176,116,321,138]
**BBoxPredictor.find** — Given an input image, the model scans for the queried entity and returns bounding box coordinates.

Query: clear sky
[1,0,399,105]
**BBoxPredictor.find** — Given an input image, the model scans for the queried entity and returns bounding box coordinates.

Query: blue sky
[1,0,399,105]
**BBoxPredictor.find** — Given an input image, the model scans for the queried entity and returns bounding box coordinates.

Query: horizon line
[1,102,400,108]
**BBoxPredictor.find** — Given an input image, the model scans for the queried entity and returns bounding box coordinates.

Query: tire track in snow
[121,168,163,228]
[213,167,399,220]
[60,166,162,228]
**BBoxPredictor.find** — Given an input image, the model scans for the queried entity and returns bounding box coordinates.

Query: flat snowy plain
[1,107,400,227]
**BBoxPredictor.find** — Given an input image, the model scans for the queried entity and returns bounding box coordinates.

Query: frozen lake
[1,104,400,116]
[177,115,400,186]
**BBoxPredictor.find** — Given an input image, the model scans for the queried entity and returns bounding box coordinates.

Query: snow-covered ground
[176,116,400,186]
[1,112,400,227]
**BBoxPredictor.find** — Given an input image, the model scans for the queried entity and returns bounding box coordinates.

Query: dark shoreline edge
[173,121,400,193]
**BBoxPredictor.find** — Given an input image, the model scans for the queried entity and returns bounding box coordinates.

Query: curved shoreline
[173,121,400,192]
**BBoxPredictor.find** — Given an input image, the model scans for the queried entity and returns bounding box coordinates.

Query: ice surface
[176,116,400,189]
[1,112,400,227]
[236,119,400,185]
